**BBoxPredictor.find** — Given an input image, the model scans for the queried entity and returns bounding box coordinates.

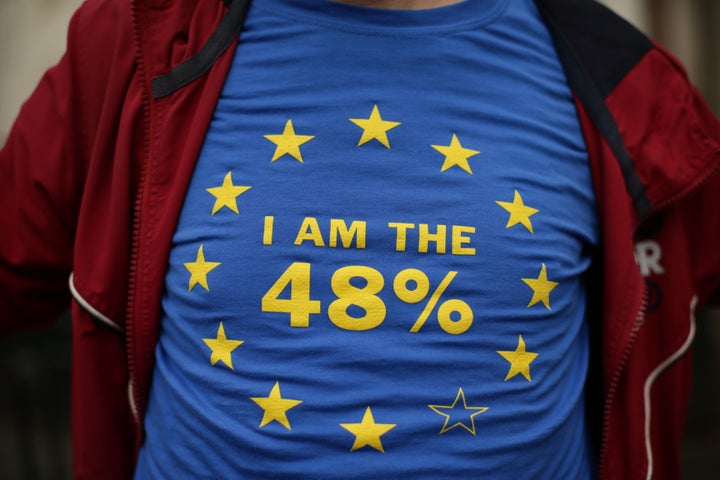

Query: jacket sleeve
[615,42,720,311]
[668,59,720,309]
[0,1,110,336]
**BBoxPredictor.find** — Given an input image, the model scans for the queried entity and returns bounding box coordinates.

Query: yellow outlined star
[339,406,396,453]
[202,321,244,370]
[431,134,480,174]
[184,244,221,292]
[428,387,488,435]
[264,119,315,163]
[205,171,251,215]
[495,189,539,233]
[521,263,559,310]
[349,104,401,148]
[251,381,303,430]
[497,334,539,381]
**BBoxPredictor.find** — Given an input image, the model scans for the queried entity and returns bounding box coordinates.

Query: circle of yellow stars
[178,102,569,451]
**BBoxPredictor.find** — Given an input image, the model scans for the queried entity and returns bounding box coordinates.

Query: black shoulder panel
[535,0,652,98]
[151,0,251,98]
[535,0,654,219]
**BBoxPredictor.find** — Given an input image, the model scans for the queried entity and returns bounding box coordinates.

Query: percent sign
[393,269,474,335]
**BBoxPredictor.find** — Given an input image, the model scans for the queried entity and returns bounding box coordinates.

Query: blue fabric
[136,0,599,478]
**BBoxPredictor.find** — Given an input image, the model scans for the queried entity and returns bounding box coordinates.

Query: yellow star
[205,171,251,215]
[202,321,244,370]
[264,119,315,163]
[495,189,539,233]
[497,335,539,381]
[184,244,221,292]
[431,134,480,174]
[250,381,303,430]
[339,406,396,453]
[521,263,559,310]
[349,104,401,148]
[428,387,488,435]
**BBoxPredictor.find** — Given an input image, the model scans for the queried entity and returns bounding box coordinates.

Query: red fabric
[1,1,719,478]
[0,1,234,477]
[125,0,239,456]
[578,39,720,479]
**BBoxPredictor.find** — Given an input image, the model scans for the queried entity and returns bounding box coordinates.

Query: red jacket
[1,0,719,478]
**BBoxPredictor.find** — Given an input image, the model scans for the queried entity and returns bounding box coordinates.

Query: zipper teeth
[598,280,648,479]
[127,0,152,439]
[598,133,720,478]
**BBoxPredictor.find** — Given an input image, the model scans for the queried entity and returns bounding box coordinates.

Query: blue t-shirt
[135,0,599,478]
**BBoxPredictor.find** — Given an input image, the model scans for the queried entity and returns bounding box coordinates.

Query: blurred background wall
[0,0,719,478]
[0,0,84,142]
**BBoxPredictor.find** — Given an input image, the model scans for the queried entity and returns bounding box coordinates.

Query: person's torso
[135,0,599,477]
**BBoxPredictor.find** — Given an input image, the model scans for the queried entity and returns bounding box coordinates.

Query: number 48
[261,262,386,331]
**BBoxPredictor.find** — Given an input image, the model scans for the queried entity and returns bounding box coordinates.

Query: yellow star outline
[431,134,480,174]
[264,119,315,163]
[205,171,251,215]
[250,381,303,430]
[497,334,539,381]
[349,104,401,148]
[521,263,559,310]
[495,189,539,233]
[202,321,244,370]
[428,387,488,435]
[184,245,221,292]
[339,406,397,453]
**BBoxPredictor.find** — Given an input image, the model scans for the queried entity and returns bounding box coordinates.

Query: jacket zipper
[126,0,152,449]
[598,157,720,478]
[598,286,648,479]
